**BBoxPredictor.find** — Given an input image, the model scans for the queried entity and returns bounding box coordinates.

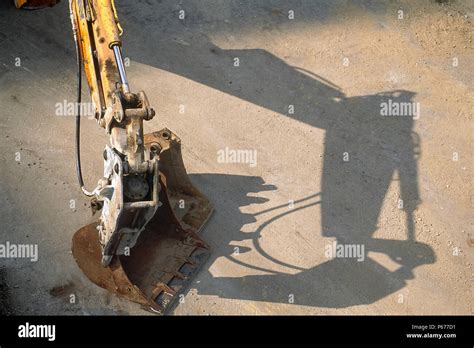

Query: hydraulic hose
[70,0,95,197]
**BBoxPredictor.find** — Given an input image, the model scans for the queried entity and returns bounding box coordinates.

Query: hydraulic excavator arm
[69,0,159,267]
[68,0,213,313]
[15,0,213,313]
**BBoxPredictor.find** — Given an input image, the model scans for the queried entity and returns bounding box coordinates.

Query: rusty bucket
[72,129,213,314]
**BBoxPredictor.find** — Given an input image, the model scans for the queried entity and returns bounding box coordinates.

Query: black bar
[0,315,471,346]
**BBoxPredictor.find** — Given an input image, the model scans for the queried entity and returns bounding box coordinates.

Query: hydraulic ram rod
[112,45,130,93]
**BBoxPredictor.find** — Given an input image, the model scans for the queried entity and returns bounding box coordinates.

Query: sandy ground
[0,0,472,315]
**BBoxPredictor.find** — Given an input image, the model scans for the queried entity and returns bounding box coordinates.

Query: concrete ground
[0,0,472,315]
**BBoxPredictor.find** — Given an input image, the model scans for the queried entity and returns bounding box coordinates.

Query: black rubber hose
[72,24,94,197]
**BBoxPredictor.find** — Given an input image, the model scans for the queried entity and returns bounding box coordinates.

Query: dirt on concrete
[0,267,13,315]
[0,0,472,315]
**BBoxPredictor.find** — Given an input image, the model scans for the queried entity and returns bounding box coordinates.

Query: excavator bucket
[72,129,213,314]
